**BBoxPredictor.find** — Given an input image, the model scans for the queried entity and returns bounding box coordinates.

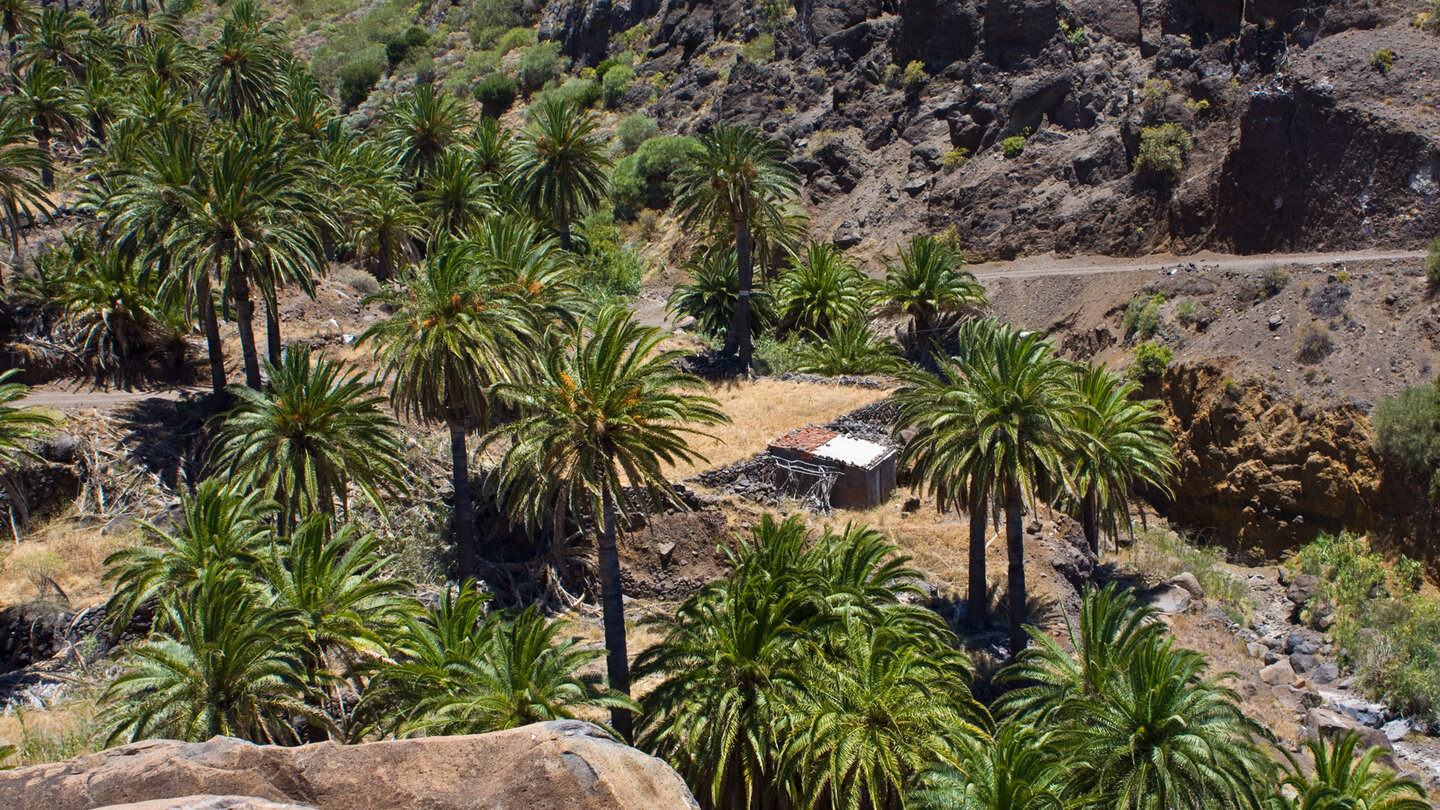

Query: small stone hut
[767,425,898,510]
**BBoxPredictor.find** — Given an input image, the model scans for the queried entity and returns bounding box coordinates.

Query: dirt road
[968,248,1426,280]
[19,386,200,412]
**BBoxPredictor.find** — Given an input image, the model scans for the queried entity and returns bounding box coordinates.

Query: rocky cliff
[0,721,699,810]
[543,0,1440,260]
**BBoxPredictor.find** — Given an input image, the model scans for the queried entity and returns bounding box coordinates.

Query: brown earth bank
[0,721,698,810]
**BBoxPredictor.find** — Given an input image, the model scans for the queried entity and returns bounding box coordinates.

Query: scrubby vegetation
[1128,341,1173,382]
[1135,122,1193,183]
[1372,377,1440,498]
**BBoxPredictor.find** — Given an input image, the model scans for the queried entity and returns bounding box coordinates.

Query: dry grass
[0,512,136,608]
[668,380,890,479]
[0,697,101,767]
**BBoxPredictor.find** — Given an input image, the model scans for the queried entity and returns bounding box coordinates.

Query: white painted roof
[811,436,890,468]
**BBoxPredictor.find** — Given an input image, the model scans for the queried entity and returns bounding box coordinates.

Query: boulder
[1286,574,1320,610]
[1302,708,1394,759]
[0,721,699,810]
[1259,659,1295,685]
[1311,662,1341,685]
[1289,653,1320,675]
[1068,0,1141,43]
[895,0,980,67]
[96,799,315,810]
[1169,572,1205,599]
[1145,583,1192,614]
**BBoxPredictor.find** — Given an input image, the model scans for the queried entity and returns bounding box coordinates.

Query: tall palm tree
[515,96,609,251]
[773,240,870,339]
[1275,731,1429,810]
[102,480,275,630]
[877,234,987,352]
[0,0,36,62]
[485,306,728,739]
[666,248,775,340]
[1067,365,1177,555]
[353,175,426,281]
[419,150,497,239]
[914,721,1069,810]
[383,83,468,180]
[896,319,1082,654]
[466,213,579,330]
[208,346,408,530]
[359,241,531,579]
[0,101,53,274]
[15,62,81,189]
[15,7,94,80]
[674,124,799,370]
[165,140,326,390]
[200,0,283,121]
[101,570,320,745]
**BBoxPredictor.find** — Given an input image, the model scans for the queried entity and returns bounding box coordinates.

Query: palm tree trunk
[197,270,226,397]
[967,484,988,628]
[1082,486,1100,556]
[1005,478,1028,657]
[557,201,572,252]
[377,234,393,281]
[265,298,282,366]
[37,127,53,190]
[448,420,477,580]
[229,271,263,389]
[723,215,754,371]
[598,484,633,740]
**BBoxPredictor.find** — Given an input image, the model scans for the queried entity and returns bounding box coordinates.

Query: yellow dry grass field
[0,514,132,608]
[667,379,891,479]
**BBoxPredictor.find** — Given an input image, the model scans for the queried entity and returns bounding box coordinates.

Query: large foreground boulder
[0,720,698,810]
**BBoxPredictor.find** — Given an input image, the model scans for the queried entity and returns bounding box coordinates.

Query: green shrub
[337,45,386,109]
[498,26,538,54]
[469,0,528,37]
[754,333,805,376]
[1175,299,1197,323]
[942,148,969,170]
[575,219,644,301]
[1123,293,1164,338]
[610,135,705,215]
[518,40,562,92]
[473,71,517,114]
[1140,77,1173,121]
[1373,378,1440,498]
[1127,341,1172,382]
[1421,0,1440,31]
[1371,48,1397,74]
[741,33,775,63]
[616,113,658,154]
[1427,237,1440,286]
[902,60,926,91]
[1261,264,1290,297]
[601,64,635,107]
[1294,321,1334,364]
[385,25,428,67]
[555,76,602,108]
[1002,135,1026,158]
[1135,123,1193,183]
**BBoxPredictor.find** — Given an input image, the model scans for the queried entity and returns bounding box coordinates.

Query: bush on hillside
[1373,378,1440,498]
[1294,321,1334,364]
[1002,135,1026,158]
[518,40,563,92]
[498,26,538,54]
[1123,293,1164,338]
[602,64,635,107]
[1427,237,1440,286]
[1262,264,1290,297]
[1127,341,1172,382]
[385,25,428,68]
[337,45,386,109]
[616,113,658,154]
[473,72,517,115]
[1134,123,1193,183]
[610,135,704,216]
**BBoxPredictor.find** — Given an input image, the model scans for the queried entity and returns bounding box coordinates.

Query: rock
[1335,697,1387,728]
[1259,659,1296,685]
[1267,314,1284,330]
[1069,0,1140,43]
[1383,719,1412,742]
[38,434,79,464]
[0,721,699,810]
[1286,574,1320,610]
[1285,631,1306,654]
[96,798,316,810]
[675,315,698,330]
[1145,584,1192,614]
[1246,641,1266,659]
[1169,572,1205,599]
[1289,653,1320,675]
[895,0,979,66]
[1303,708,1394,759]
[1272,685,1322,713]
[1311,662,1340,685]
[1277,565,1291,584]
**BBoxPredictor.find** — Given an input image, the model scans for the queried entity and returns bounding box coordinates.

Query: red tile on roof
[768,425,839,454]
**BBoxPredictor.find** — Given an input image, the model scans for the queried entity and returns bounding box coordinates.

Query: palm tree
[0,101,53,274]
[0,369,57,523]
[914,722,1068,810]
[57,245,174,382]
[994,584,1165,723]
[353,175,426,281]
[877,234,987,353]
[515,96,610,251]
[794,318,904,376]
[486,306,728,739]
[383,83,468,180]
[783,620,990,810]
[896,319,1082,654]
[15,7,94,80]
[359,241,531,579]
[200,1,283,121]
[1067,365,1177,555]
[15,63,81,189]
[473,117,516,189]
[773,241,870,338]
[419,150,497,239]
[101,570,320,745]
[165,141,326,390]
[1275,731,1429,810]
[128,33,202,89]
[208,345,408,530]
[0,0,35,62]
[674,124,799,370]
[102,480,274,630]
[666,248,775,340]
[466,213,580,330]
[1052,637,1273,810]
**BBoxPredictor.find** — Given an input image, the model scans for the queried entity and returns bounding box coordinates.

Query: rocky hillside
[525,0,1440,260]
